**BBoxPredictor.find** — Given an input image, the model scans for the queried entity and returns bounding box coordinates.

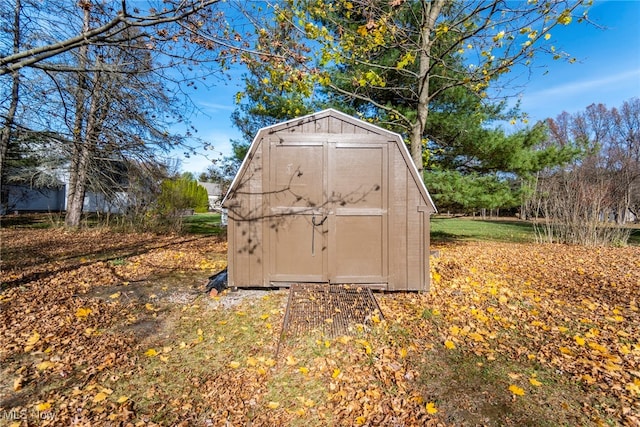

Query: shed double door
[268,137,388,285]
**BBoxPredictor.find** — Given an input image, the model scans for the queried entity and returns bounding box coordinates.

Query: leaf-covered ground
[0,228,638,426]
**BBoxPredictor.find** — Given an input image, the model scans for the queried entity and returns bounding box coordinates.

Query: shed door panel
[268,139,387,285]
[268,141,327,282]
[329,144,388,283]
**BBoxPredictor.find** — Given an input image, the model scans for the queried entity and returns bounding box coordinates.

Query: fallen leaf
[508,384,525,396]
[144,348,158,357]
[35,402,51,411]
[24,331,40,351]
[286,355,298,366]
[75,307,92,318]
[36,361,54,371]
[426,402,438,414]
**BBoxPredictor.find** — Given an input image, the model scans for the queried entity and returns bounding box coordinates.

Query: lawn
[431,216,536,243]
[0,223,638,426]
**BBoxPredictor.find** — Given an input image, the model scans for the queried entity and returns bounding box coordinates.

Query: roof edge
[222,108,437,213]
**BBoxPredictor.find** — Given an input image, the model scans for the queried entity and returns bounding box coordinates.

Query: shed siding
[225,109,435,291]
[389,144,409,290]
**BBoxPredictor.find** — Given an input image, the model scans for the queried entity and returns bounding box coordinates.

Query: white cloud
[519,67,640,120]
[525,69,640,102]
[197,101,236,113]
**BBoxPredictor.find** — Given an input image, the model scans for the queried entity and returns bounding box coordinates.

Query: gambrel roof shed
[223,109,437,291]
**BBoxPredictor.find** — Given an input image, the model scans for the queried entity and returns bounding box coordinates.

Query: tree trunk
[65,4,91,228]
[410,0,444,175]
[0,0,21,208]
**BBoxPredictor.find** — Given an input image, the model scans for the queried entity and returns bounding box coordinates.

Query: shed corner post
[417,206,433,293]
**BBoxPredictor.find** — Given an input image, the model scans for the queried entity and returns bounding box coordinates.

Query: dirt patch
[85,271,210,304]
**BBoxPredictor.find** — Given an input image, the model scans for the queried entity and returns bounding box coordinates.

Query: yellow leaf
[144,348,158,357]
[544,33,551,40]
[304,399,315,407]
[24,331,40,352]
[559,346,573,356]
[159,355,169,362]
[75,307,92,318]
[444,340,456,350]
[93,392,107,403]
[355,415,366,425]
[117,396,129,404]
[286,355,298,366]
[587,342,607,353]
[36,361,54,371]
[426,402,438,414]
[229,361,241,369]
[529,378,542,387]
[336,335,351,345]
[13,377,22,391]
[145,303,154,311]
[299,366,309,375]
[197,328,203,336]
[257,367,267,375]
[109,292,121,299]
[267,401,280,409]
[35,402,51,411]
[332,368,341,379]
[246,357,258,367]
[260,313,270,320]
[399,348,408,358]
[508,384,525,396]
[162,346,172,353]
[371,314,381,323]
[264,358,276,367]
[574,335,585,346]
[468,332,484,342]
[355,339,372,354]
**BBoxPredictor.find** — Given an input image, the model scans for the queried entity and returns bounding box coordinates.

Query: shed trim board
[223,109,436,291]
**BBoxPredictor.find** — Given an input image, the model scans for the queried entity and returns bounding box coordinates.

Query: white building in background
[1,166,127,215]
[197,182,223,211]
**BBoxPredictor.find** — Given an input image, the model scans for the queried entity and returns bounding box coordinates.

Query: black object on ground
[205,268,228,295]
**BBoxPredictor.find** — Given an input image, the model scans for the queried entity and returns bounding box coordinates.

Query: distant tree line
[526,99,640,245]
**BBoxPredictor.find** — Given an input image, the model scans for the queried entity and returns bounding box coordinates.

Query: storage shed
[222,109,437,291]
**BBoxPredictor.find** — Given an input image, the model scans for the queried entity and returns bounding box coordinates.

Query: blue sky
[177,0,640,175]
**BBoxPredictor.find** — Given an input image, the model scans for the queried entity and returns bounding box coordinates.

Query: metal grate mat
[279,284,383,340]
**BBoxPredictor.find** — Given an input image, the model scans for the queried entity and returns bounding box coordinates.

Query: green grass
[431,217,535,244]
[182,212,225,235]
